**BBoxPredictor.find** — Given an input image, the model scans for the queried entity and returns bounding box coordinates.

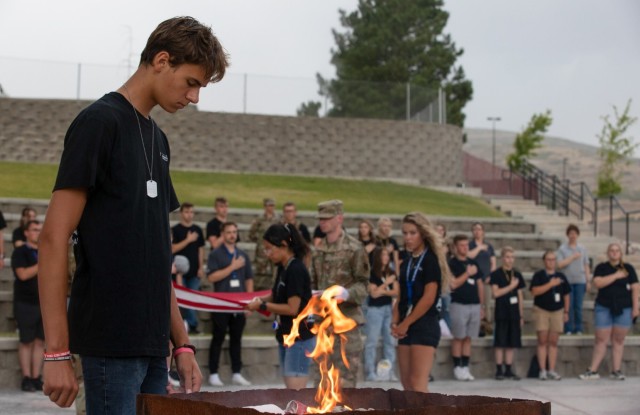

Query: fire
[284,285,357,413]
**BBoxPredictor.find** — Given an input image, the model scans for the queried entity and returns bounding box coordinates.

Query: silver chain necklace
[123,84,157,198]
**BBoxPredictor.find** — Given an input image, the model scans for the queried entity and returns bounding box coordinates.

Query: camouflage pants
[253,273,275,292]
[72,354,86,415]
[311,326,363,388]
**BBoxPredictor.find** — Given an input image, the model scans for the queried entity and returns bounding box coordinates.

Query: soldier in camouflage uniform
[248,198,280,290]
[311,200,370,387]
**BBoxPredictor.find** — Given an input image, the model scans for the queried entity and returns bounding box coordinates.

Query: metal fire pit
[137,388,551,415]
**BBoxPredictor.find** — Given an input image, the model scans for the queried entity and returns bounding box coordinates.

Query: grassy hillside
[0,161,501,217]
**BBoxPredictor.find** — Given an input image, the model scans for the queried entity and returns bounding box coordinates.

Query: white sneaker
[209,373,224,387]
[539,369,547,381]
[547,370,562,381]
[453,366,465,381]
[232,373,252,386]
[462,366,475,381]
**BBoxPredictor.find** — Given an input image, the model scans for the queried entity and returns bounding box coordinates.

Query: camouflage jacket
[311,230,370,324]
[248,214,280,275]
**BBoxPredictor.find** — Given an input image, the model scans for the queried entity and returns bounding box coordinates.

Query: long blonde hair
[402,212,451,291]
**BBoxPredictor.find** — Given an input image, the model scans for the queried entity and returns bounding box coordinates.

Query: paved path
[1,377,638,415]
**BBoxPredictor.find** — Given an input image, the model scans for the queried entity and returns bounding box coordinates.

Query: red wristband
[173,347,195,358]
[44,351,71,359]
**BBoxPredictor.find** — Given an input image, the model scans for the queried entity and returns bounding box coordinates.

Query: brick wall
[0,98,463,185]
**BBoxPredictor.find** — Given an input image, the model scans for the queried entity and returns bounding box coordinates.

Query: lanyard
[405,249,427,305]
[224,245,238,279]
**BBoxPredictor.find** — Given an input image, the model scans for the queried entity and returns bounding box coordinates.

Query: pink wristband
[44,351,71,359]
[173,347,195,358]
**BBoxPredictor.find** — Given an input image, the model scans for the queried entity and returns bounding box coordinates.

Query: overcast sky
[1,0,638,148]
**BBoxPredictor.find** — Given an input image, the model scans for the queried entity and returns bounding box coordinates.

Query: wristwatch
[259,300,268,312]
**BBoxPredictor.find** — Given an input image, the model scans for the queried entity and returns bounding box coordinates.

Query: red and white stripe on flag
[173,282,271,316]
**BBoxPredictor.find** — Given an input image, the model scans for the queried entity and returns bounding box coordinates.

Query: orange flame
[284,285,357,413]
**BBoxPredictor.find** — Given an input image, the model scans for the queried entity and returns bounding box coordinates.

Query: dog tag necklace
[123,84,157,198]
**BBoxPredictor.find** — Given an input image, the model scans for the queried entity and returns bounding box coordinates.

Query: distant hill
[463,128,640,206]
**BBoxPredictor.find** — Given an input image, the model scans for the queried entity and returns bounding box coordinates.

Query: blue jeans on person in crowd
[82,356,167,415]
[364,304,396,379]
[565,283,586,334]
[182,276,200,330]
[440,293,451,329]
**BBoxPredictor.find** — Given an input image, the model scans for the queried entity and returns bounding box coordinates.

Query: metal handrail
[511,161,636,254]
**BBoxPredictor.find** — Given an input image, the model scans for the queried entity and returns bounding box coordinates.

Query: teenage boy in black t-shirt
[530,251,571,381]
[490,246,525,380]
[448,234,484,381]
[38,17,229,413]
[172,202,205,334]
[12,220,44,392]
[206,196,239,249]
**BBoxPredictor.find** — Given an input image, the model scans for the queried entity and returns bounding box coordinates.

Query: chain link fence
[1,56,445,123]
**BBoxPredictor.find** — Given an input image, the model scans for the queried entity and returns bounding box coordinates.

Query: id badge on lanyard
[405,249,427,317]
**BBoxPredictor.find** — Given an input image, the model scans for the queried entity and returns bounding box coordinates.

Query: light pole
[487,116,501,168]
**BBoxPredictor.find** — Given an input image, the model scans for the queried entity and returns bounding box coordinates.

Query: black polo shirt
[207,245,253,292]
[490,268,525,320]
[529,270,571,311]
[448,257,482,304]
[55,92,180,357]
[171,223,204,279]
[11,245,39,304]
[593,262,638,310]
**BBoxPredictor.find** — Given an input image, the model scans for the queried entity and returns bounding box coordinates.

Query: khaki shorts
[533,306,564,333]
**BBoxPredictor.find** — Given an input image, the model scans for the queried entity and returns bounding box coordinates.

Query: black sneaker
[31,377,44,391]
[495,372,505,380]
[505,372,521,381]
[21,377,36,392]
[188,327,201,335]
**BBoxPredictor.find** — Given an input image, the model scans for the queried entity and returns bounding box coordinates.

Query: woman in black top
[364,247,399,381]
[580,243,639,380]
[392,212,450,392]
[246,224,314,389]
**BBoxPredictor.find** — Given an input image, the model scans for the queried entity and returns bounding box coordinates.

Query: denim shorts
[278,337,316,377]
[594,304,632,329]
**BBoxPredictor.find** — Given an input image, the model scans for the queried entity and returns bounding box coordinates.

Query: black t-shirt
[448,257,482,304]
[12,227,26,245]
[206,217,240,243]
[377,237,399,252]
[296,223,311,244]
[0,211,6,230]
[490,268,525,321]
[11,245,39,304]
[313,226,325,239]
[398,249,441,320]
[367,272,394,307]
[171,223,204,279]
[529,270,571,311]
[55,92,180,357]
[272,258,314,343]
[207,245,253,292]
[593,262,639,311]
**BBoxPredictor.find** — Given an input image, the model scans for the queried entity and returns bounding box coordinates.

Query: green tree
[596,100,638,197]
[296,101,322,117]
[315,0,472,126]
[506,110,553,172]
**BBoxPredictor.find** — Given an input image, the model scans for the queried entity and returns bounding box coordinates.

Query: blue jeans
[440,293,451,329]
[182,276,200,329]
[82,356,167,415]
[364,304,395,379]
[565,283,586,333]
